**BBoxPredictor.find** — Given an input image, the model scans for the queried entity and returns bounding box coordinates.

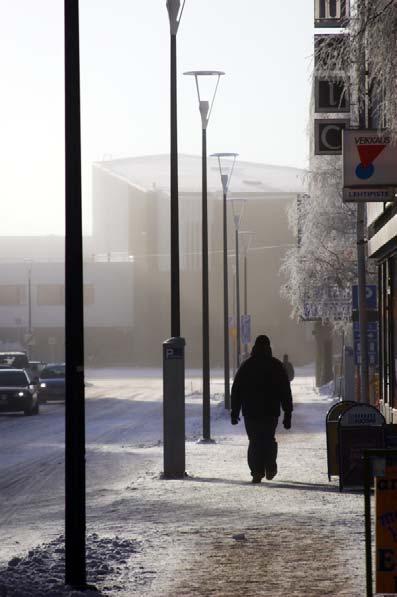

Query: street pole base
[65,583,98,592]
[160,471,188,480]
[196,437,216,444]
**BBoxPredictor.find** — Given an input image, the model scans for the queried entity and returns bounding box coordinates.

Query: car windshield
[41,366,65,379]
[0,371,28,386]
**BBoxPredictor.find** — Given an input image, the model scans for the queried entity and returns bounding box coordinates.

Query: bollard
[163,337,186,478]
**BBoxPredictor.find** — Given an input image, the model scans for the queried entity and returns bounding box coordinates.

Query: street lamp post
[163,0,186,479]
[230,199,246,369]
[239,230,254,359]
[184,70,224,441]
[210,153,238,410]
[64,0,87,588]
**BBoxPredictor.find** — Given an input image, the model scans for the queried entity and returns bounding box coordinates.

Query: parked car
[39,363,65,403]
[0,368,39,416]
[0,351,29,369]
[28,360,47,376]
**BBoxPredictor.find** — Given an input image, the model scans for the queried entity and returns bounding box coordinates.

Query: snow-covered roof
[94,154,307,195]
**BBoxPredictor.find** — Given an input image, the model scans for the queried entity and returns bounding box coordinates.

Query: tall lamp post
[163,0,186,479]
[64,0,87,588]
[239,230,254,360]
[230,198,246,369]
[211,153,238,410]
[184,70,224,441]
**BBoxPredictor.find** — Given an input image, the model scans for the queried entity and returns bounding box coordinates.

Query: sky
[0,1,314,236]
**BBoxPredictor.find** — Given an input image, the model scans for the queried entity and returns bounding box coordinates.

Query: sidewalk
[0,368,366,596]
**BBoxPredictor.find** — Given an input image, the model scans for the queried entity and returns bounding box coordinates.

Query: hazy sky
[0,1,314,235]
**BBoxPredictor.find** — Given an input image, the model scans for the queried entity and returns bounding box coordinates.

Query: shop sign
[315,119,350,155]
[343,129,397,188]
[315,77,350,113]
[314,34,348,72]
[314,0,350,27]
[353,321,379,366]
[343,188,396,203]
[376,467,397,594]
[352,284,377,310]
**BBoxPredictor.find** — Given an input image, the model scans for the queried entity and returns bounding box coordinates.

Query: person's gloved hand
[283,413,292,430]
[231,413,240,425]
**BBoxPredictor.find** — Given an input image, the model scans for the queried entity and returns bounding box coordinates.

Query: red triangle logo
[357,144,387,167]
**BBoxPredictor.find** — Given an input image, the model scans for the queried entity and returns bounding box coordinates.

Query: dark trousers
[244,416,278,476]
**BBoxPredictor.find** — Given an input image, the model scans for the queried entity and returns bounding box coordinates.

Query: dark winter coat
[231,345,293,420]
[283,361,295,382]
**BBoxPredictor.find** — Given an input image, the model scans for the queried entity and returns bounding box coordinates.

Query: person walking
[282,354,295,382]
[231,334,293,483]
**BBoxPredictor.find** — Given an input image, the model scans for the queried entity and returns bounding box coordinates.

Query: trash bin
[326,400,356,481]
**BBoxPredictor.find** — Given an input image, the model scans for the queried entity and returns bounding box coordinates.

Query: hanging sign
[343,129,397,188]
[314,0,350,28]
[376,466,397,594]
[315,77,350,113]
[315,119,350,155]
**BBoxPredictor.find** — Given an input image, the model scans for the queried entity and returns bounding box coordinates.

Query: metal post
[222,191,230,409]
[27,265,32,359]
[202,127,211,441]
[164,1,185,478]
[364,452,373,597]
[243,253,248,357]
[357,205,369,403]
[235,229,241,369]
[170,32,180,338]
[163,337,185,477]
[64,0,86,587]
[357,0,369,404]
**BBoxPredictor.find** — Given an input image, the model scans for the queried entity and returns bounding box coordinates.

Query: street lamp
[210,152,238,410]
[230,198,246,369]
[239,230,255,360]
[163,0,186,479]
[184,70,224,442]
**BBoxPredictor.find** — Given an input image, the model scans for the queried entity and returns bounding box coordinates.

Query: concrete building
[0,154,314,368]
[92,154,314,367]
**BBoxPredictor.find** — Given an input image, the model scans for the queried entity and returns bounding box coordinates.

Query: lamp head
[230,197,247,230]
[184,70,225,129]
[210,152,239,195]
[166,0,185,35]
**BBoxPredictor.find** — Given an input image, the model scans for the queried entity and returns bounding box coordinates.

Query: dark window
[41,365,65,379]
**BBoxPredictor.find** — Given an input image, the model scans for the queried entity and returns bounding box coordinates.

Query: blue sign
[240,315,251,345]
[352,285,377,311]
[353,321,378,366]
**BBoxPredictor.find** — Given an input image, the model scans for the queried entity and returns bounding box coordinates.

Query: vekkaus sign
[343,130,397,188]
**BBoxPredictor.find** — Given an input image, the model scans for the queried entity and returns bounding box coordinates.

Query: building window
[0,285,26,305]
[37,284,95,306]
[37,284,64,306]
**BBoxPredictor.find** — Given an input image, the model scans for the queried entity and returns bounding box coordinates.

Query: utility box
[163,337,186,479]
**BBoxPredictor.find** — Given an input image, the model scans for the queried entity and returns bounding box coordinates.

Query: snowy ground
[0,366,367,596]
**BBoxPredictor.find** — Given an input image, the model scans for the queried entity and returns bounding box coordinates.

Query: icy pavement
[0,366,366,596]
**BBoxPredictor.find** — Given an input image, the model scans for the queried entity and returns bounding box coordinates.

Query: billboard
[314,0,350,28]
[343,129,397,188]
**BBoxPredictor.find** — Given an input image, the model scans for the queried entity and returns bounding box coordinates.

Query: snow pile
[315,379,335,400]
[0,534,141,597]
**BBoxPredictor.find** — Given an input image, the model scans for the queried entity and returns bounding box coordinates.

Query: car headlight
[17,392,25,397]
[40,383,47,388]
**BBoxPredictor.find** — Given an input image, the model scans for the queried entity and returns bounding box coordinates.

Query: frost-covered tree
[281,0,387,324]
